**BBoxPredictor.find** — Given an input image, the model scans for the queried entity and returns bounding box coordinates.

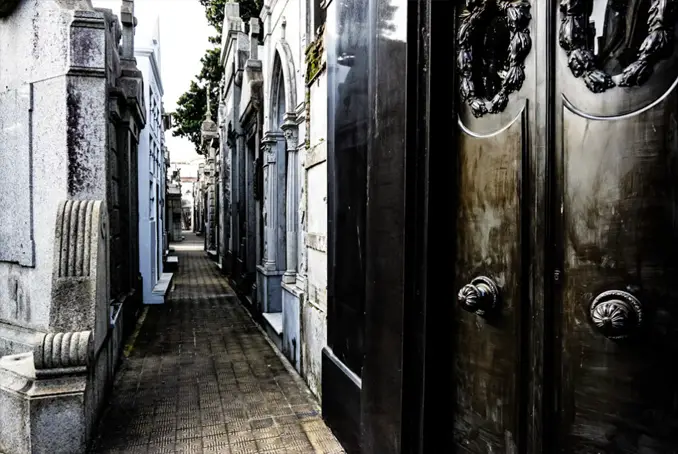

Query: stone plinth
[0,331,92,454]
[0,199,115,453]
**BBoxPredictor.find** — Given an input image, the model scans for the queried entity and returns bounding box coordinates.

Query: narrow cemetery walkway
[91,232,344,454]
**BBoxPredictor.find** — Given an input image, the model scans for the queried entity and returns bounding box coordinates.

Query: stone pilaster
[281,116,298,284]
[207,181,216,250]
[261,135,277,270]
[261,131,287,272]
[206,146,217,252]
[201,86,219,253]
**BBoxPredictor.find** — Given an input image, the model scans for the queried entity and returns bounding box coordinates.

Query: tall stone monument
[201,87,220,255]
[0,1,145,452]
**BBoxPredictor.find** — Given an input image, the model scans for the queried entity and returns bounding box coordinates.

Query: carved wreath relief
[560,0,678,93]
[458,0,533,118]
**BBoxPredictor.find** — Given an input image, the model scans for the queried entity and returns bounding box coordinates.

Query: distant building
[168,159,201,232]
[166,166,183,243]
[180,176,197,230]
[136,17,171,305]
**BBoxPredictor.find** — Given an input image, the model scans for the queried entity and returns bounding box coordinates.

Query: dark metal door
[450,1,678,452]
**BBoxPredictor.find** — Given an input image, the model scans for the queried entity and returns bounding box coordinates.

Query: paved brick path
[91,233,344,453]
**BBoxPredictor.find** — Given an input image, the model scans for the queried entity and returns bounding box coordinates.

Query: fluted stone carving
[51,200,109,355]
[33,331,92,376]
[55,200,101,278]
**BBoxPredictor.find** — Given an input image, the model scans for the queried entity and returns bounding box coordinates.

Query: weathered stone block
[70,11,106,71]
[0,84,34,267]
[303,301,326,398]
[256,266,284,313]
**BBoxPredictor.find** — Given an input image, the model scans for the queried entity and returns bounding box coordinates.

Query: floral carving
[589,290,643,340]
[458,0,533,118]
[559,0,678,93]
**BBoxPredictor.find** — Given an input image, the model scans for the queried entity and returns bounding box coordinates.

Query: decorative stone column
[226,125,238,259]
[201,88,219,253]
[218,79,229,270]
[282,115,299,284]
[261,134,281,270]
[257,131,286,313]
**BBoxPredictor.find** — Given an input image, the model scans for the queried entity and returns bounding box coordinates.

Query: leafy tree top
[199,0,262,43]
[172,0,261,154]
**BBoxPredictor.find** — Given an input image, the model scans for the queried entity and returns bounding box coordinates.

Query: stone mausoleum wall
[0,1,145,452]
[215,0,329,400]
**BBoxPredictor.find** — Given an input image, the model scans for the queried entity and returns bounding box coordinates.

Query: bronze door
[451,1,678,452]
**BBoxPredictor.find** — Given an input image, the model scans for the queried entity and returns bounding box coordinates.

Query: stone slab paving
[91,233,344,454]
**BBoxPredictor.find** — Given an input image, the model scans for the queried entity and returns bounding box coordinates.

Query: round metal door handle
[589,290,643,340]
[458,276,499,316]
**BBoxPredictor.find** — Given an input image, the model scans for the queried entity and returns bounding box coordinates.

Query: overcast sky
[92,0,213,174]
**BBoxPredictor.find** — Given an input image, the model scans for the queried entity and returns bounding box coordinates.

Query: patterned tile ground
[91,233,344,453]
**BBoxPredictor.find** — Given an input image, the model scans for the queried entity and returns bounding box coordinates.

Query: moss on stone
[305,28,324,85]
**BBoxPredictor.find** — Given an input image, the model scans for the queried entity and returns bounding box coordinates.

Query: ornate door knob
[458,276,499,316]
[589,290,643,340]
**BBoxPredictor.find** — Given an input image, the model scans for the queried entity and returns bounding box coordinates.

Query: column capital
[281,119,299,151]
[261,130,285,145]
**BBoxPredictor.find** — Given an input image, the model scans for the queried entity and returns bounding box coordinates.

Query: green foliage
[173,81,205,152]
[172,47,222,153]
[172,0,261,153]
[199,0,226,35]
[199,0,262,39]
[305,31,324,85]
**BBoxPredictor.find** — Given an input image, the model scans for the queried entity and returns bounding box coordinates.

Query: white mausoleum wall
[136,39,166,304]
[261,0,328,398]
[218,0,329,400]
[303,66,328,398]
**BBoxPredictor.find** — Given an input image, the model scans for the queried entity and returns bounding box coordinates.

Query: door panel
[453,0,536,450]
[559,94,678,450]
[555,1,678,451]
[448,0,678,452]
[454,113,526,453]
[556,30,678,454]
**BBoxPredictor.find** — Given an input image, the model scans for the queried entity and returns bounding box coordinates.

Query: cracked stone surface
[91,233,344,453]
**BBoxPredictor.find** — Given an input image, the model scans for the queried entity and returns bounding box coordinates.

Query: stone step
[262,312,283,351]
[147,272,174,304]
[164,255,179,272]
